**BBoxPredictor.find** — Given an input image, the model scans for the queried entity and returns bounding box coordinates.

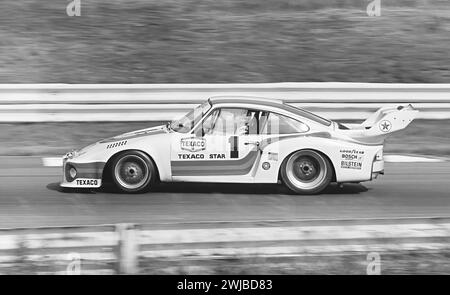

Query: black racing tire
[280,149,333,195]
[110,150,156,193]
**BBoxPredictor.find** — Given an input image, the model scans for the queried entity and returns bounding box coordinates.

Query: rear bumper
[371,159,384,180]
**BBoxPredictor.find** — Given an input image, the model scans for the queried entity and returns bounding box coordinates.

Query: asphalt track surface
[0,157,449,229]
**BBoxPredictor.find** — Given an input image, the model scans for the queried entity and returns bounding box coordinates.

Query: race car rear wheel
[111,151,156,193]
[280,150,332,195]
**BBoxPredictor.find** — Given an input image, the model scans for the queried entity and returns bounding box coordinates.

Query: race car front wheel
[280,150,332,195]
[111,151,156,193]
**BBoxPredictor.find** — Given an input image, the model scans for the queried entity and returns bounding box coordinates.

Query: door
[170,107,269,181]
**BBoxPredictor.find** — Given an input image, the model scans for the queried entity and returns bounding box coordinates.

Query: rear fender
[255,136,380,183]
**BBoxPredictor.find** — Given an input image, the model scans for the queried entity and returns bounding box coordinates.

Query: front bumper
[60,159,105,188]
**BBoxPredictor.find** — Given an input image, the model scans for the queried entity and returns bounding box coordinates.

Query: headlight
[69,167,77,179]
[65,164,77,182]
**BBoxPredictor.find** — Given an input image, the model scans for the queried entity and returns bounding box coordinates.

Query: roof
[208,96,284,107]
[208,95,332,126]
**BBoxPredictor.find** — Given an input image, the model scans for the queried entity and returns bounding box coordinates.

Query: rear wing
[339,104,419,144]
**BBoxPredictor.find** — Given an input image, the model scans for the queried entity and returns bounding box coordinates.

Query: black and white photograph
[0,0,449,280]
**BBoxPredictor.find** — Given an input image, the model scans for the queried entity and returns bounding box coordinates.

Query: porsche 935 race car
[61,96,418,194]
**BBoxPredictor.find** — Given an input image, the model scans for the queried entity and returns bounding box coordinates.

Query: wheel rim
[286,151,327,190]
[114,155,150,190]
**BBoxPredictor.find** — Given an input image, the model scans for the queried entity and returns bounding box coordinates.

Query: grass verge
[0,0,449,83]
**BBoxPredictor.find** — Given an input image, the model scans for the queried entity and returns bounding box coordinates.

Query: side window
[262,113,309,135]
[199,108,263,136]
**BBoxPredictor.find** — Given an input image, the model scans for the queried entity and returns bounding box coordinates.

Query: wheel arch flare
[278,148,337,183]
[102,149,161,184]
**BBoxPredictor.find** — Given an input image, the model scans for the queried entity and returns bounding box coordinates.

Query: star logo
[379,120,392,132]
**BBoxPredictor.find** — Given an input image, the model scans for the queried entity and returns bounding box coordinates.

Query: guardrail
[1,218,449,274]
[0,83,449,122]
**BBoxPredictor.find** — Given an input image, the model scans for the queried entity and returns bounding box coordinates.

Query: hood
[65,125,168,160]
[99,125,168,144]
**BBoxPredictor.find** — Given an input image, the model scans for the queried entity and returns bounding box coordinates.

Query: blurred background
[0,0,449,157]
[0,0,448,83]
[0,0,449,275]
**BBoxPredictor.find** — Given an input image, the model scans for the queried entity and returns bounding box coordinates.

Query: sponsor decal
[181,137,206,152]
[177,153,226,160]
[379,120,392,132]
[209,153,226,159]
[76,179,98,186]
[340,149,364,170]
[106,140,127,149]
[178,154,205,159]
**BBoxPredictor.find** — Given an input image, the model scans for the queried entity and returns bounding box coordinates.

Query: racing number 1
[229,136,239,158]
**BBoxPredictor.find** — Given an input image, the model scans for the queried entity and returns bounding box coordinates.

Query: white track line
[42,157,62,167]
[41,154,445,167]
[383,155,444,163]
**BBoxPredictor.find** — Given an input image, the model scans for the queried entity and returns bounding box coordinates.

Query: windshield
[169,101,212,133]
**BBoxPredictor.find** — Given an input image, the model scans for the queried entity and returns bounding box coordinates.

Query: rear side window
[282,103,332,126]
[262,113,309,134]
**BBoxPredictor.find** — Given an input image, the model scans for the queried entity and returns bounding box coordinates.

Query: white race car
[61,97,418,194]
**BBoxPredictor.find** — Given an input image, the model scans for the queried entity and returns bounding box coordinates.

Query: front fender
[61,132,172,187]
